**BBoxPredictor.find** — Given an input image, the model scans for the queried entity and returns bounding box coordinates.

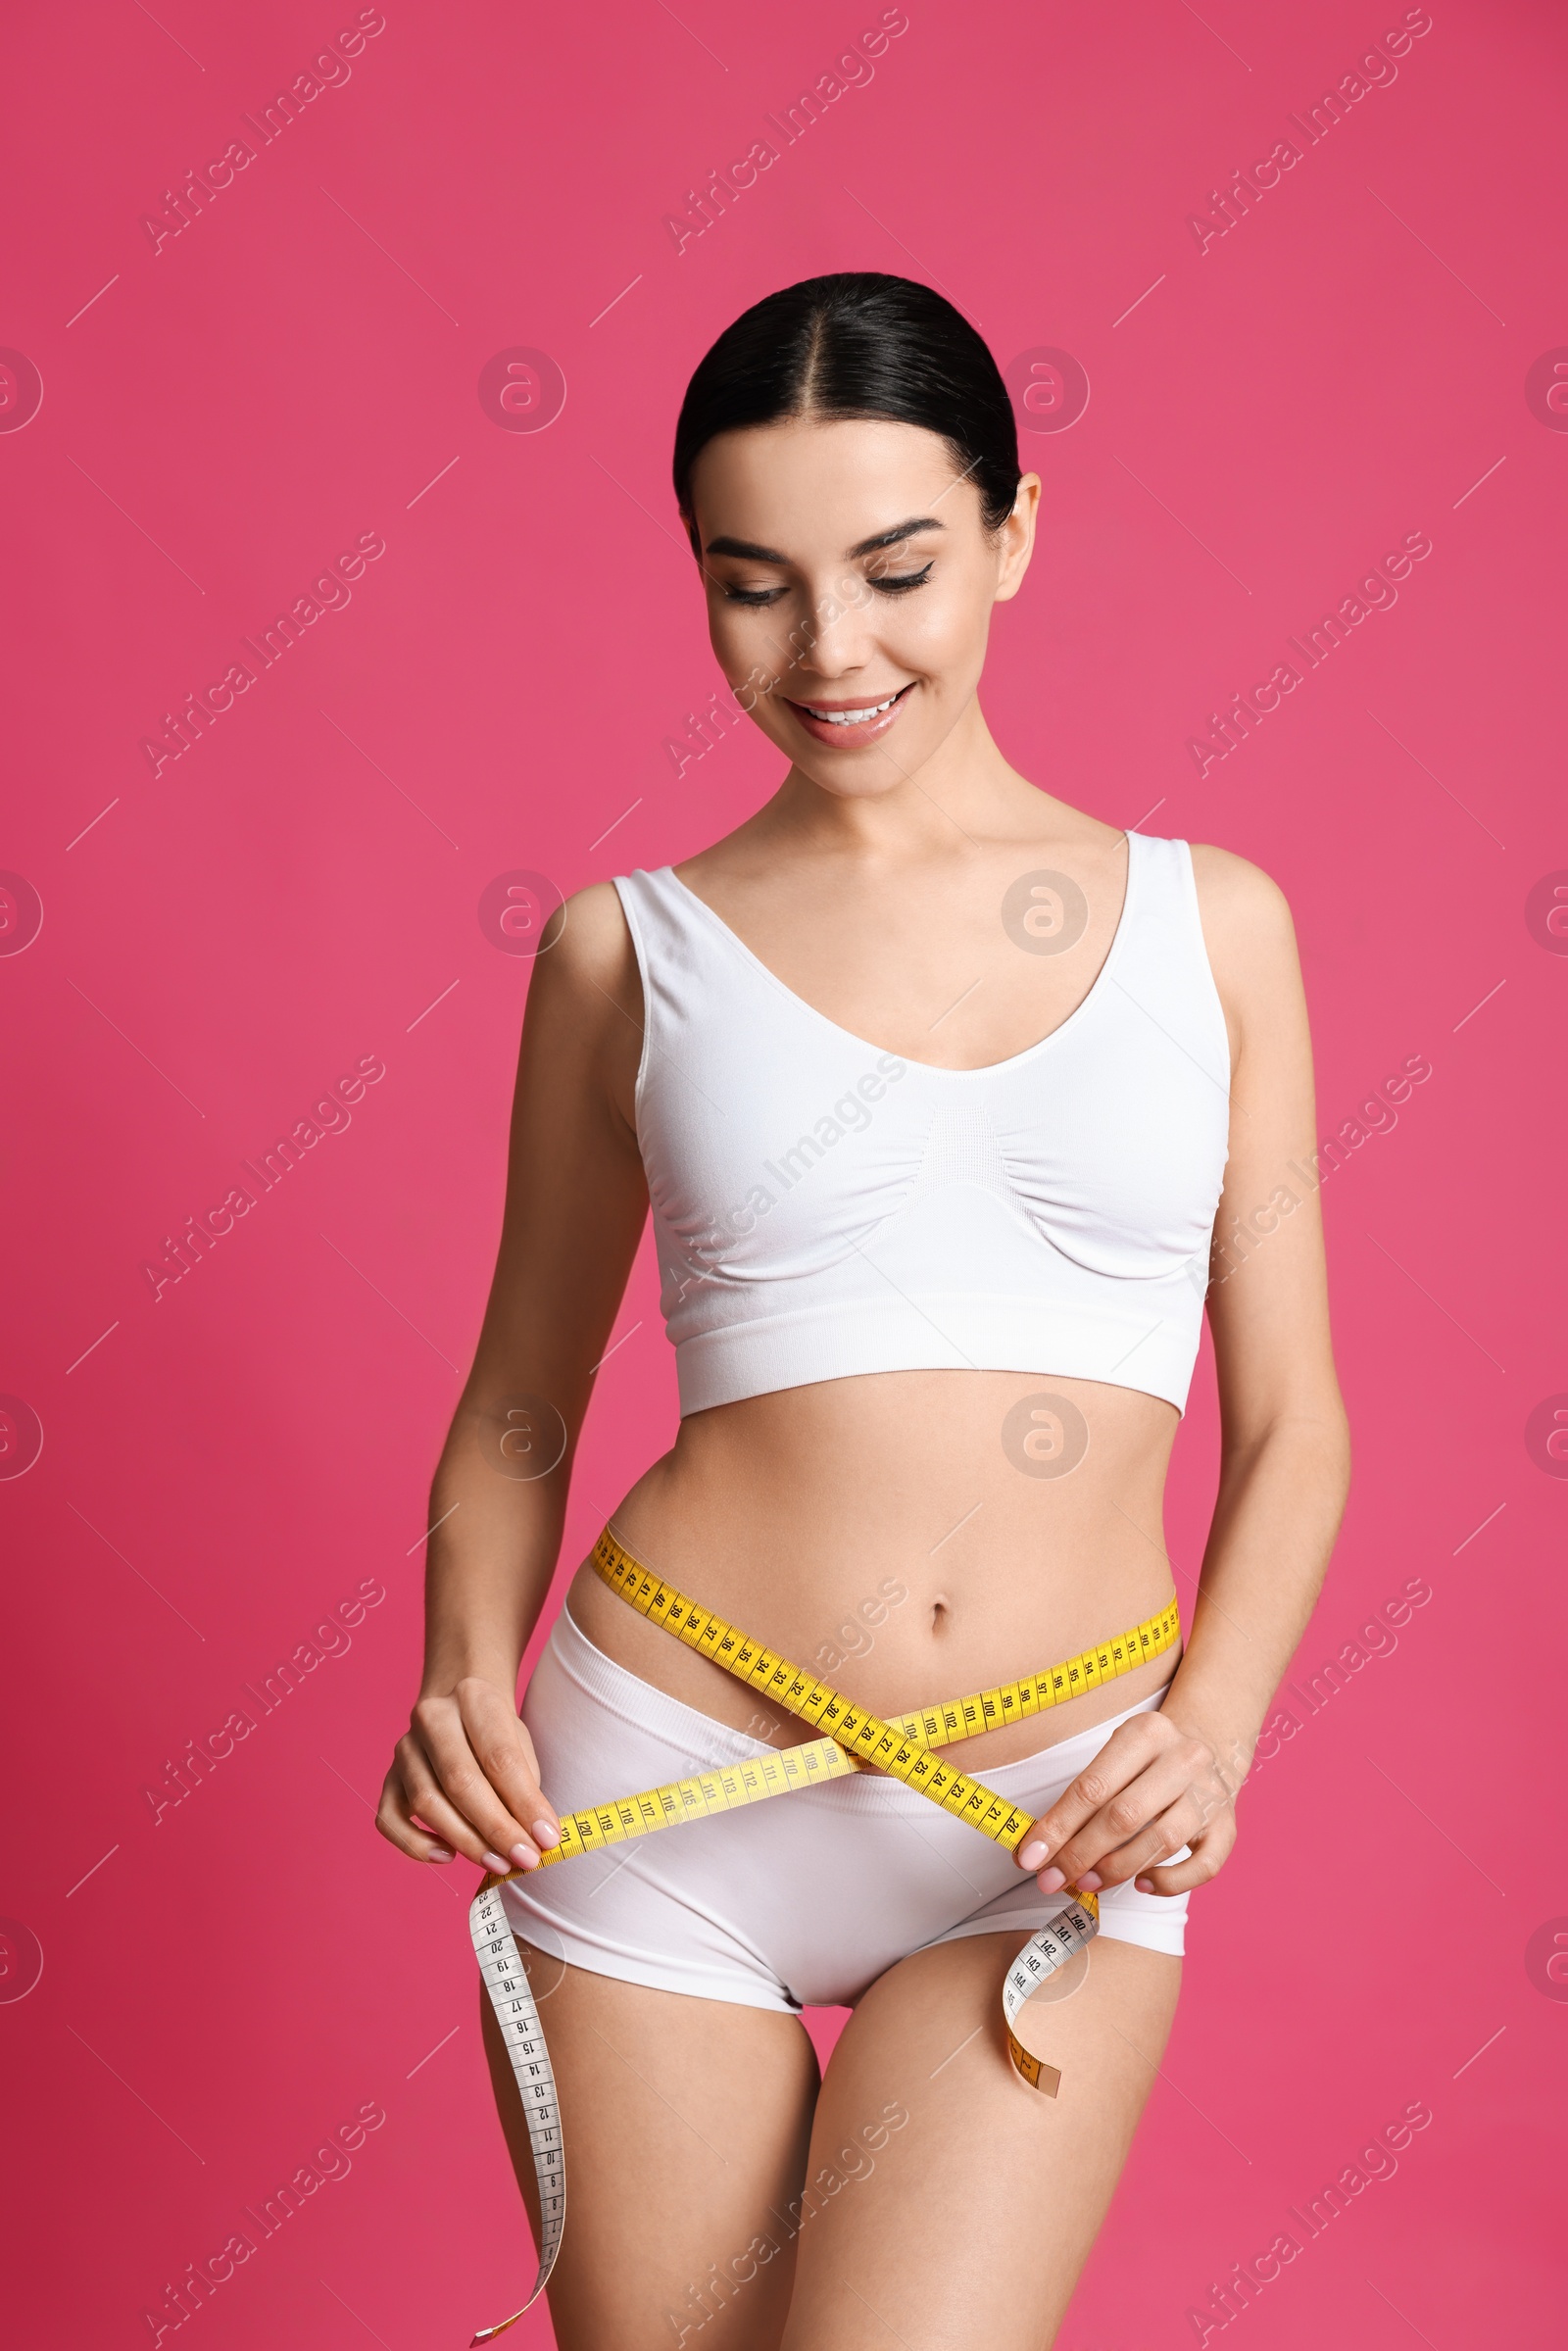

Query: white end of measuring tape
[1002,1898,1099,2096]
[468,1879,565,2343]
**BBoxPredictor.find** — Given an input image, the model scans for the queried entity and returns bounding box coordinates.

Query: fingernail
[1077,1871,1102,1891]
[482,1850,512,1874]
[1037,1866,1066,1892]
[509,1843,540,1872]
[1018,1841,1047,1870]
[532,1819,561,1851]
[1135,1876,1154,1892]
[427,1847,455,1862]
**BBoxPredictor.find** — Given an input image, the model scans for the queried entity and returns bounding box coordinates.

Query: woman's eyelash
[719,561,934,609]
[870,563,933,596]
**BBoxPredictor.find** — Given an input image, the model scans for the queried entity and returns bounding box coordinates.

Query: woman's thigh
[480,1936,821,2351]
[780,1931,1182,2351]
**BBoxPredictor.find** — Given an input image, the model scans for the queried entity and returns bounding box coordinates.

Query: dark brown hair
[672,271,1021,548]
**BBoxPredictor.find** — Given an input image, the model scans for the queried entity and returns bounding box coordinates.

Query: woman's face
[686,416,1039,797]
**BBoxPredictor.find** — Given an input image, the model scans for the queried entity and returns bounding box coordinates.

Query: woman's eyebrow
[703,534,788,562]
[847,515,945,559]
[702,515,947,565]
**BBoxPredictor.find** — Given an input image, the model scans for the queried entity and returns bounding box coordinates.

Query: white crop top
[612,832,1231,1418]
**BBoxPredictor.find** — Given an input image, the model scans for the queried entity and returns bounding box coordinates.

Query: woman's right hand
[375,1679,562,1876]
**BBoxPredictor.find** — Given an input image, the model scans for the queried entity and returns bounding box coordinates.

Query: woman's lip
[784,682,915,748]
[791,690,905,711]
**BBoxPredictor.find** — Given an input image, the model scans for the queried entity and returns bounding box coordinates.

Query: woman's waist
[537,1588,1178,1796]
[563,1498,1181,1776]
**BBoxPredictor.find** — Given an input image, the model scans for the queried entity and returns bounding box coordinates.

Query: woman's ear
[994,473,1041,604]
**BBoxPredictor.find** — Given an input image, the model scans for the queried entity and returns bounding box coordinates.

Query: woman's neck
[762,699,1054,865]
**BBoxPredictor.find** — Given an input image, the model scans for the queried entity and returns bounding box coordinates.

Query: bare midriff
[565,1366,1184,1781]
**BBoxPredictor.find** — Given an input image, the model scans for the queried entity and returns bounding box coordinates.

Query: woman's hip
[500,1601,1189,2013]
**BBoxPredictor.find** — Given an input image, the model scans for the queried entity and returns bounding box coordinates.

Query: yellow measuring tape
[467,1529,1181,2341]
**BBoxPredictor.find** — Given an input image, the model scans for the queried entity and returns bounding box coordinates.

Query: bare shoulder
[526,879,641,1030]
[1188,841,1299,981]
[1188,841,1293,932]
[1186,844,1309,1076]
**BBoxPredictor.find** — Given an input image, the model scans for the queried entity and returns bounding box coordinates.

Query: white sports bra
[612,831,1231,1418]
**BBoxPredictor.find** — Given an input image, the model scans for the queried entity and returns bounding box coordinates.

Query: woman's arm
[375,882,648,1876]
[1015,847,1352,1897]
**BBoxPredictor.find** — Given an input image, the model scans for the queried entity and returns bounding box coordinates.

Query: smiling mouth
[788,684,914,726]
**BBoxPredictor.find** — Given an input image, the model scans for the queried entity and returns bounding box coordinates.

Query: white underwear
[500,1602,1190,2014]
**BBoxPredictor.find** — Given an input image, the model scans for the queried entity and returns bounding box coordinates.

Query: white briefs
[500,1602,1190,2014]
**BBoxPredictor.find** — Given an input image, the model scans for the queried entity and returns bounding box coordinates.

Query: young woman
[376,272,1349,2349]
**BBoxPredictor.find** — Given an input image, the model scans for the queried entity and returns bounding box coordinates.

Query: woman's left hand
[1013,1709,1242,1896]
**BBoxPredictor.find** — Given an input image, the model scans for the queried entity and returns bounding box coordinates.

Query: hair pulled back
[672,272,1021,547]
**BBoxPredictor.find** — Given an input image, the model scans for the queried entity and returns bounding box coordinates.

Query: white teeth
[805,692,902,724]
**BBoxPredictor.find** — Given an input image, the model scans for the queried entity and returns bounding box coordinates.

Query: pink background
[2,1,1565,2343]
